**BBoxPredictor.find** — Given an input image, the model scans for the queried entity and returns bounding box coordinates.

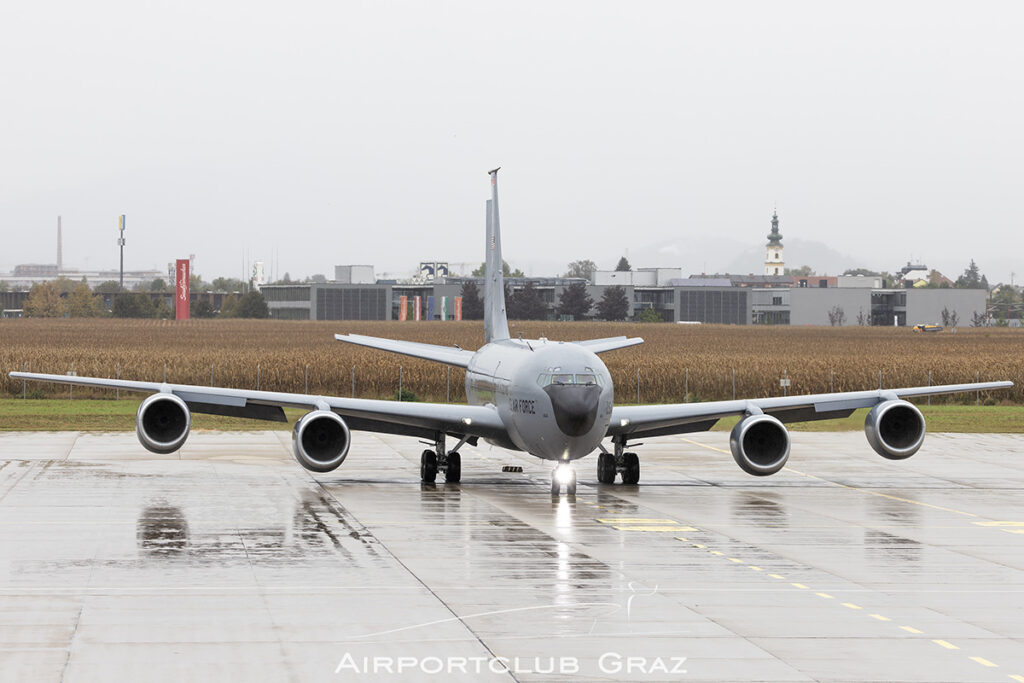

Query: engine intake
[864,399,925,460]
[293,410,351,473]
[730,414,791,476]
[137,393,191,454]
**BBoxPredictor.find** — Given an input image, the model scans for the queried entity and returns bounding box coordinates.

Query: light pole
[117,215,126,289]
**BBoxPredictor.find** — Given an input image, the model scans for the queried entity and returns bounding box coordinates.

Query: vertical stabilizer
[484,168,510,342]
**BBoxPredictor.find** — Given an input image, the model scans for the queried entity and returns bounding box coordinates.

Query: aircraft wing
[8,372,508,442]
[607,382,1014,439]
[334,333,475,368]
[574,336,644,354]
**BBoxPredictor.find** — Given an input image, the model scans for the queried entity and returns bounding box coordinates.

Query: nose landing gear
[551,463,577,496]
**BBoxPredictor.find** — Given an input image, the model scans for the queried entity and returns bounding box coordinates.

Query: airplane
[9,169,1013,495]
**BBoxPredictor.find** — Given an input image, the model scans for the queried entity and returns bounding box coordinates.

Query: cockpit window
[538,373,604,387]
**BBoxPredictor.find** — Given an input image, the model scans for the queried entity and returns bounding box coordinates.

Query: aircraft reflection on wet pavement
[9,170,1013,495]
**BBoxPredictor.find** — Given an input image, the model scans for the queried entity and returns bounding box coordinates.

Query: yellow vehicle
[913,324,943,333]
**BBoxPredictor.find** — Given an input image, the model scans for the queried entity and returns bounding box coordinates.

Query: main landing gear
[551,463,577,496]
[420,433,467,484]
[596,439,640,485]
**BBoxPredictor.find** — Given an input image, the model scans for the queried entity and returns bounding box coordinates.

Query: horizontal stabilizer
[335,333,474,368]
[574,336,644,354]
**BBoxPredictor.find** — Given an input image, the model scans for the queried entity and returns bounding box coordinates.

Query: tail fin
[484,168,510,342]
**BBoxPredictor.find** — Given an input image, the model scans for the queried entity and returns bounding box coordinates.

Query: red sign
[398,295,408,321]
[454,296,463,321]
[175,259,190,320]
[413,296,422,322]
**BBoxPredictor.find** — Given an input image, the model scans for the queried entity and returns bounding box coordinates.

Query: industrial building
[261,273,987,328]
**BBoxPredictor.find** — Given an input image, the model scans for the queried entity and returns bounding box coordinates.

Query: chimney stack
[57,216,63,273]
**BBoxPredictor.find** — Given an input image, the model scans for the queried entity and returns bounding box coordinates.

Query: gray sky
[2,1,1022,283]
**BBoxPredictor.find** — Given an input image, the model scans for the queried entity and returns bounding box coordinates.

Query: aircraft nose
[543,384,601,437]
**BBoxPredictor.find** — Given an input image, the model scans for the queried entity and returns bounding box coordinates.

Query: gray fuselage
[465,338,614,461]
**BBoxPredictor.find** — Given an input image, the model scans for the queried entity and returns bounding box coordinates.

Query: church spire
[766,206,782,247]
[764,206,785,276]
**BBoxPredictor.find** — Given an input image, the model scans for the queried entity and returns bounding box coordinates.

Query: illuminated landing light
[462,417,472,426]
[620,418,630,427]
[555,464,575,486]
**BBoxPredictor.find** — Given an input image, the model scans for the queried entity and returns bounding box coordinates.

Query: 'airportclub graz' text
[335,652,687,676]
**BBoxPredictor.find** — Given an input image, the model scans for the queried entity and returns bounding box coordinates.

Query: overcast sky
[2,1,1022,284]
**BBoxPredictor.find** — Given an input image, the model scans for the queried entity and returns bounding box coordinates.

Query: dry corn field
[0,319,1021,404]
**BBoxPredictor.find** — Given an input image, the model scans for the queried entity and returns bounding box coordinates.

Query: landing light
[555,464,574,486]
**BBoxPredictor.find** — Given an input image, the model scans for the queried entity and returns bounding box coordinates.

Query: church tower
[764,207,784,276]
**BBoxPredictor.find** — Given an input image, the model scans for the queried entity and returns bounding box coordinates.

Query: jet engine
[137,393,191,454]
[864,399,925,460]
[729,413,791,476]
[292,410,351,473]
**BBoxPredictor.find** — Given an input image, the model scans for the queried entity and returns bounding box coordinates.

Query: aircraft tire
[550,477,560,496]
[622,452,640,485]
[445,452,461,483]
[597,453,616,484]
[566,470,577,496]
[420,450,438,483]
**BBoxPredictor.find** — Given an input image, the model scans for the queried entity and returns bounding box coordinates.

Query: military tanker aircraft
[10,169,1012,494]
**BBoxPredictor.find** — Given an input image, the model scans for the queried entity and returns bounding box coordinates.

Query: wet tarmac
[0,429,1022,682]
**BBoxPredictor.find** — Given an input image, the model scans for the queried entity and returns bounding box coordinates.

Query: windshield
[538,373,603,387]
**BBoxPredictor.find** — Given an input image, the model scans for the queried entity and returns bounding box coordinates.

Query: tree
[65,283,104,317]
[955,260,988,289]
[971,310,987,327]
[149,278,168,292]
[190,274,212,293]
[948,310,959,329]
[614,256,631,272]
[506,282,548,320]
[784,265,815,277]
[111,292,156,318]
[596,285,629,320]
[190,298,216,318]
[23,282,66,317]
[235,291,269,318]
[564,259,597,280]
[472,260,523,277]
[307,274,327,284]
[827,306,846,326]
[989,285,1022,321]
[94,280,124,294]
[219,294,239,318]
[459,282,484,320]
[856,309,867,326]
[635,307,663,323]
[211,277,246,292]
[557,282,594,320]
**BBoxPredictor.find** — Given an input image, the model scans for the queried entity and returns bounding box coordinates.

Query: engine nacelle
[292,410,351,473]
[864,399,925,460]
[729,413,791,476]
[136,393,191,454]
